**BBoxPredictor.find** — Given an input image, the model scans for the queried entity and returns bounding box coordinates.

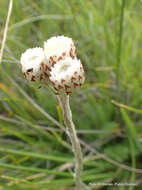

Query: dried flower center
[45,43,65,54]
[59,64,70,73]
[28,56,39,62]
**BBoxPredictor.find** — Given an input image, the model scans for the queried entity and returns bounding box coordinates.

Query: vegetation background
[0,0,142,189]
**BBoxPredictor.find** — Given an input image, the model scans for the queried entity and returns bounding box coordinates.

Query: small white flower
[49,57,85,95]
[20,48,47,82]
[43,36,76,73]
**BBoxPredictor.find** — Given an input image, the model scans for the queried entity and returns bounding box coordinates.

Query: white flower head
[49,57,85,95]
[43,36,76,72]
[20,48,47,82]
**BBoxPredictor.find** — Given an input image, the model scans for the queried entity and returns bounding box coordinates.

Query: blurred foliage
[0,0,142,189]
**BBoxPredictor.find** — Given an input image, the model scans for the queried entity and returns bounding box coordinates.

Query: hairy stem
[58,94,83,190]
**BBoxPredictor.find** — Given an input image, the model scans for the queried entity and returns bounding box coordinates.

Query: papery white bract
[20,36,85,93]
[43,36,76,74]
[20,48,46,82]
[49,57,85,95]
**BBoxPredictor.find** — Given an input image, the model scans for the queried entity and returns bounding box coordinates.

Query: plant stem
[0,0,13,64]
[116,0,126,99]
[58,94,83,190]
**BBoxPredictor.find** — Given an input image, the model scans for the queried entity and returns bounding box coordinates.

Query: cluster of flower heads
[20,36,85,95]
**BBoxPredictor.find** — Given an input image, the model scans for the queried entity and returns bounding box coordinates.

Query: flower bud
[20,48,47,83]
[49,57,85,95]
[43,36,76,75]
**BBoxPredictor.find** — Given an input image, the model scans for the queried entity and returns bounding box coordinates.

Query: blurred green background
[0,0,142,189]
